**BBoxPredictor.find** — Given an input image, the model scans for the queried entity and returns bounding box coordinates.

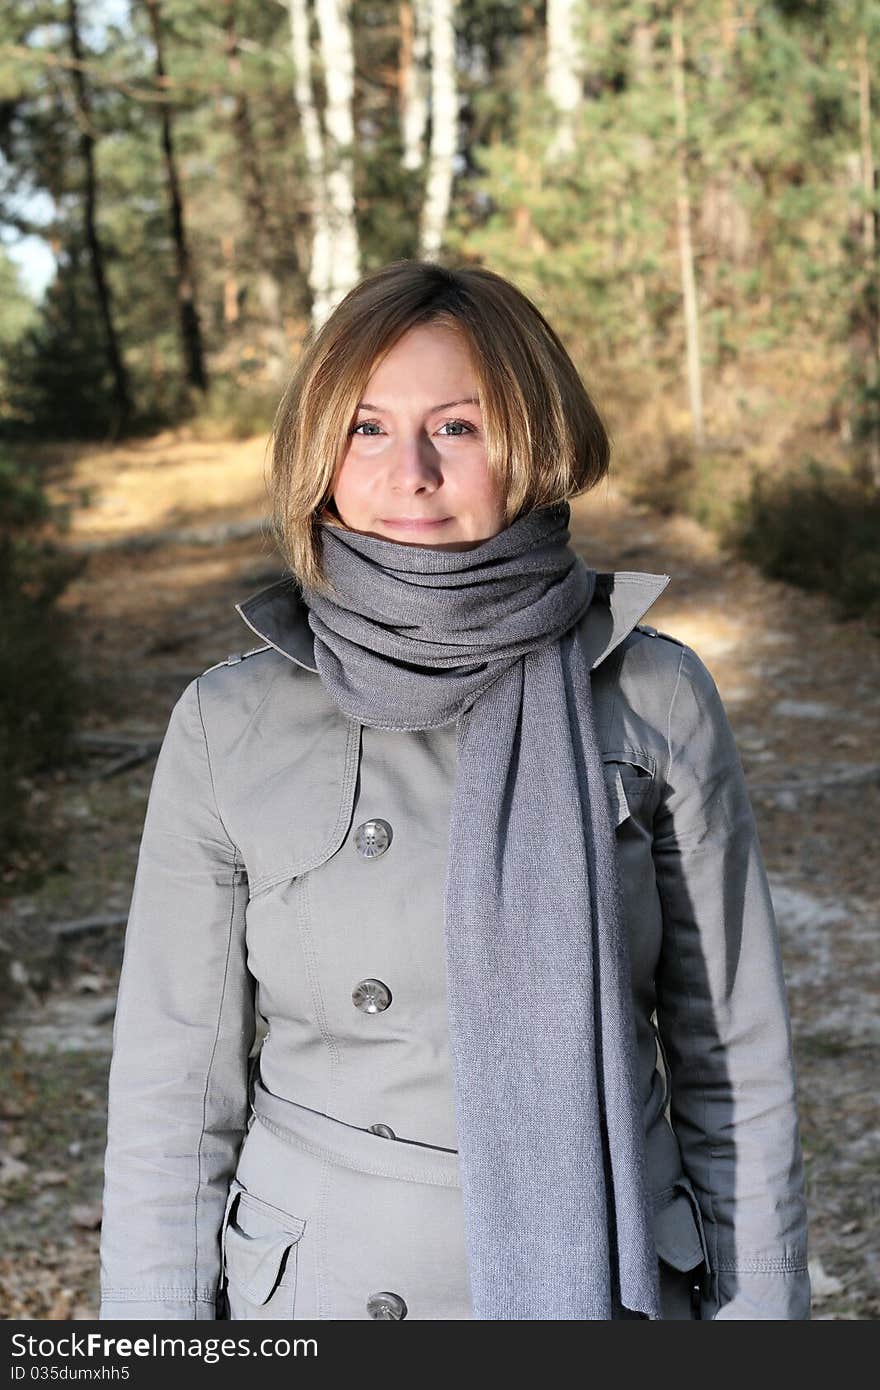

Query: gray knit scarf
[300,499,661,1321]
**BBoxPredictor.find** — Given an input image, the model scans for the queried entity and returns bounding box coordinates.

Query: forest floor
[0,431,877,1320]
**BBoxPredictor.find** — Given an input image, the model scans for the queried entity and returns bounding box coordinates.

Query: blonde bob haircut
[267,259,610,596]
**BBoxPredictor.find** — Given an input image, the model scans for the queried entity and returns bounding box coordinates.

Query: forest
[0,0,878,1321]
[1,1,876,454]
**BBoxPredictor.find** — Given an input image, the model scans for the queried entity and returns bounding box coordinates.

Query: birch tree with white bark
[286,0,360,328]
[671,2,705,448]
[545,0,586,162]
[419,0,457,260]
[400,0,431,172]
[855,29,879,483]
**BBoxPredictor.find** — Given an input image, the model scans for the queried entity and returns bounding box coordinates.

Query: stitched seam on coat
[254,1113,460,1188]
[592,638,626,747]
[714,1260,809,1273]
[194,679,242,866]
[315,1152,334,1319]
[297,870,343,1114]
[599,639,663,831]
[193,675,240,1299]
[248,719,361,897]
[101,1289,216,1300]
[232,658,292,749]
[682,646,718,1274]
[193,852,241,1306]
[690,656,735,835]
[665,646,686,781]
[659,644,719,1276]
[600,745,657,775]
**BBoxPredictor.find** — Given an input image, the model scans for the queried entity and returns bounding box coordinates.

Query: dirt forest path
[0,432,877,1319]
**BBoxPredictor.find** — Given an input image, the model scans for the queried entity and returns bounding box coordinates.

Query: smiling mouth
[379,517,453,528]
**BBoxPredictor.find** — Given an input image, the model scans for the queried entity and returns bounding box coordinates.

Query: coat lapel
[235,576,319,672]
[578,570,671,670]
[235,569,671,674]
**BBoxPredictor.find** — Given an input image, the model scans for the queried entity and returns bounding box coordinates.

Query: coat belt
[250,1076,462,1188]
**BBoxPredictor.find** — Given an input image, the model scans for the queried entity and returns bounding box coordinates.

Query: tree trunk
[67,0,132,430]
[287,0,360,329]
[144,0,208,392]
[420,0,456,260]
[632,20,653,85]
[314,0,360,315]
[631,19,656,370]
[545,0,584,163]
[399,0,430,172]
[287,0,332,326]
[856,30,879,485]
[671,4,704,449]
[222,233,238,326]
[223,1,290,379]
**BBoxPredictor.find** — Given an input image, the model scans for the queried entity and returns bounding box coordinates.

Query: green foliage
[1,254,122,439]
[626,437,748,531]
[0,0,878,618]
[729,459,880,627]
[0,450,87,864]
[0,249,38,354]
[187,375,280,440]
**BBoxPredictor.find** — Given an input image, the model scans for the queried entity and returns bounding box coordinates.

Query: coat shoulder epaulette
[199,643,273,676]
[633,623,688,648]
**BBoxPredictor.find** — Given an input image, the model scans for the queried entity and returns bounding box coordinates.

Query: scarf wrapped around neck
[300,499,662,1320]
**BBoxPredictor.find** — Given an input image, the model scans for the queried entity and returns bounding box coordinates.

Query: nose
[389,429,442,492]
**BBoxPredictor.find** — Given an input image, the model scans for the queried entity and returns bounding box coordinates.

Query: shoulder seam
[665,645,687,780]
[227,643,273,664]
[200,643,273,676]
[635,623,688,647]
[193,678,243,864]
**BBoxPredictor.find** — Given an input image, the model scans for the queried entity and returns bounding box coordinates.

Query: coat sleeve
[651,642,811,1320]
[99,675,256,1319]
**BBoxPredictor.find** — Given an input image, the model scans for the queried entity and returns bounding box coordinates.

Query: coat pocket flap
[224,1226,301,1304]
[601,750,655,827]
[222,1186,306,1305]
[652,1181,708,1272]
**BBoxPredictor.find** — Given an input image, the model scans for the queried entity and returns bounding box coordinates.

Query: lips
[380,517,452,529]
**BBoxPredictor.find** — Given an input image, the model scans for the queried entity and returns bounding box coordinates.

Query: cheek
[443,448,487,494]
[332,453,371,502]
[467,465,505,516]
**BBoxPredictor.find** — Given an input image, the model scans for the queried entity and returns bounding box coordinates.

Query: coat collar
[235,569,671,674]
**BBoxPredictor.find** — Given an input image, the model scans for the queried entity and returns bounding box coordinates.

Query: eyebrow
[356,397,481,413]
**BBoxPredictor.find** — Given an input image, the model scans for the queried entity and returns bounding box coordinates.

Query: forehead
[365,322,476,385]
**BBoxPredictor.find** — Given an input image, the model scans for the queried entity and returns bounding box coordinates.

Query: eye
[349,418,476,437]
[437,419,474,436]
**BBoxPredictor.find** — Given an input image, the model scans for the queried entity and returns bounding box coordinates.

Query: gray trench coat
[98,569,810,1320]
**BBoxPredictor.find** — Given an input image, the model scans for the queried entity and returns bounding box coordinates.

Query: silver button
[367,1291,407,1320]
[369,1123,396,1140]
[354,819,393,857]
[352,978,392,1013]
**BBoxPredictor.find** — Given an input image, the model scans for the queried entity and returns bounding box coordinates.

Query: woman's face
[330,322,507,550]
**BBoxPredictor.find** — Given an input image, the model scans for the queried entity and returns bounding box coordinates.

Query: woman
[99,260,810,1320]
